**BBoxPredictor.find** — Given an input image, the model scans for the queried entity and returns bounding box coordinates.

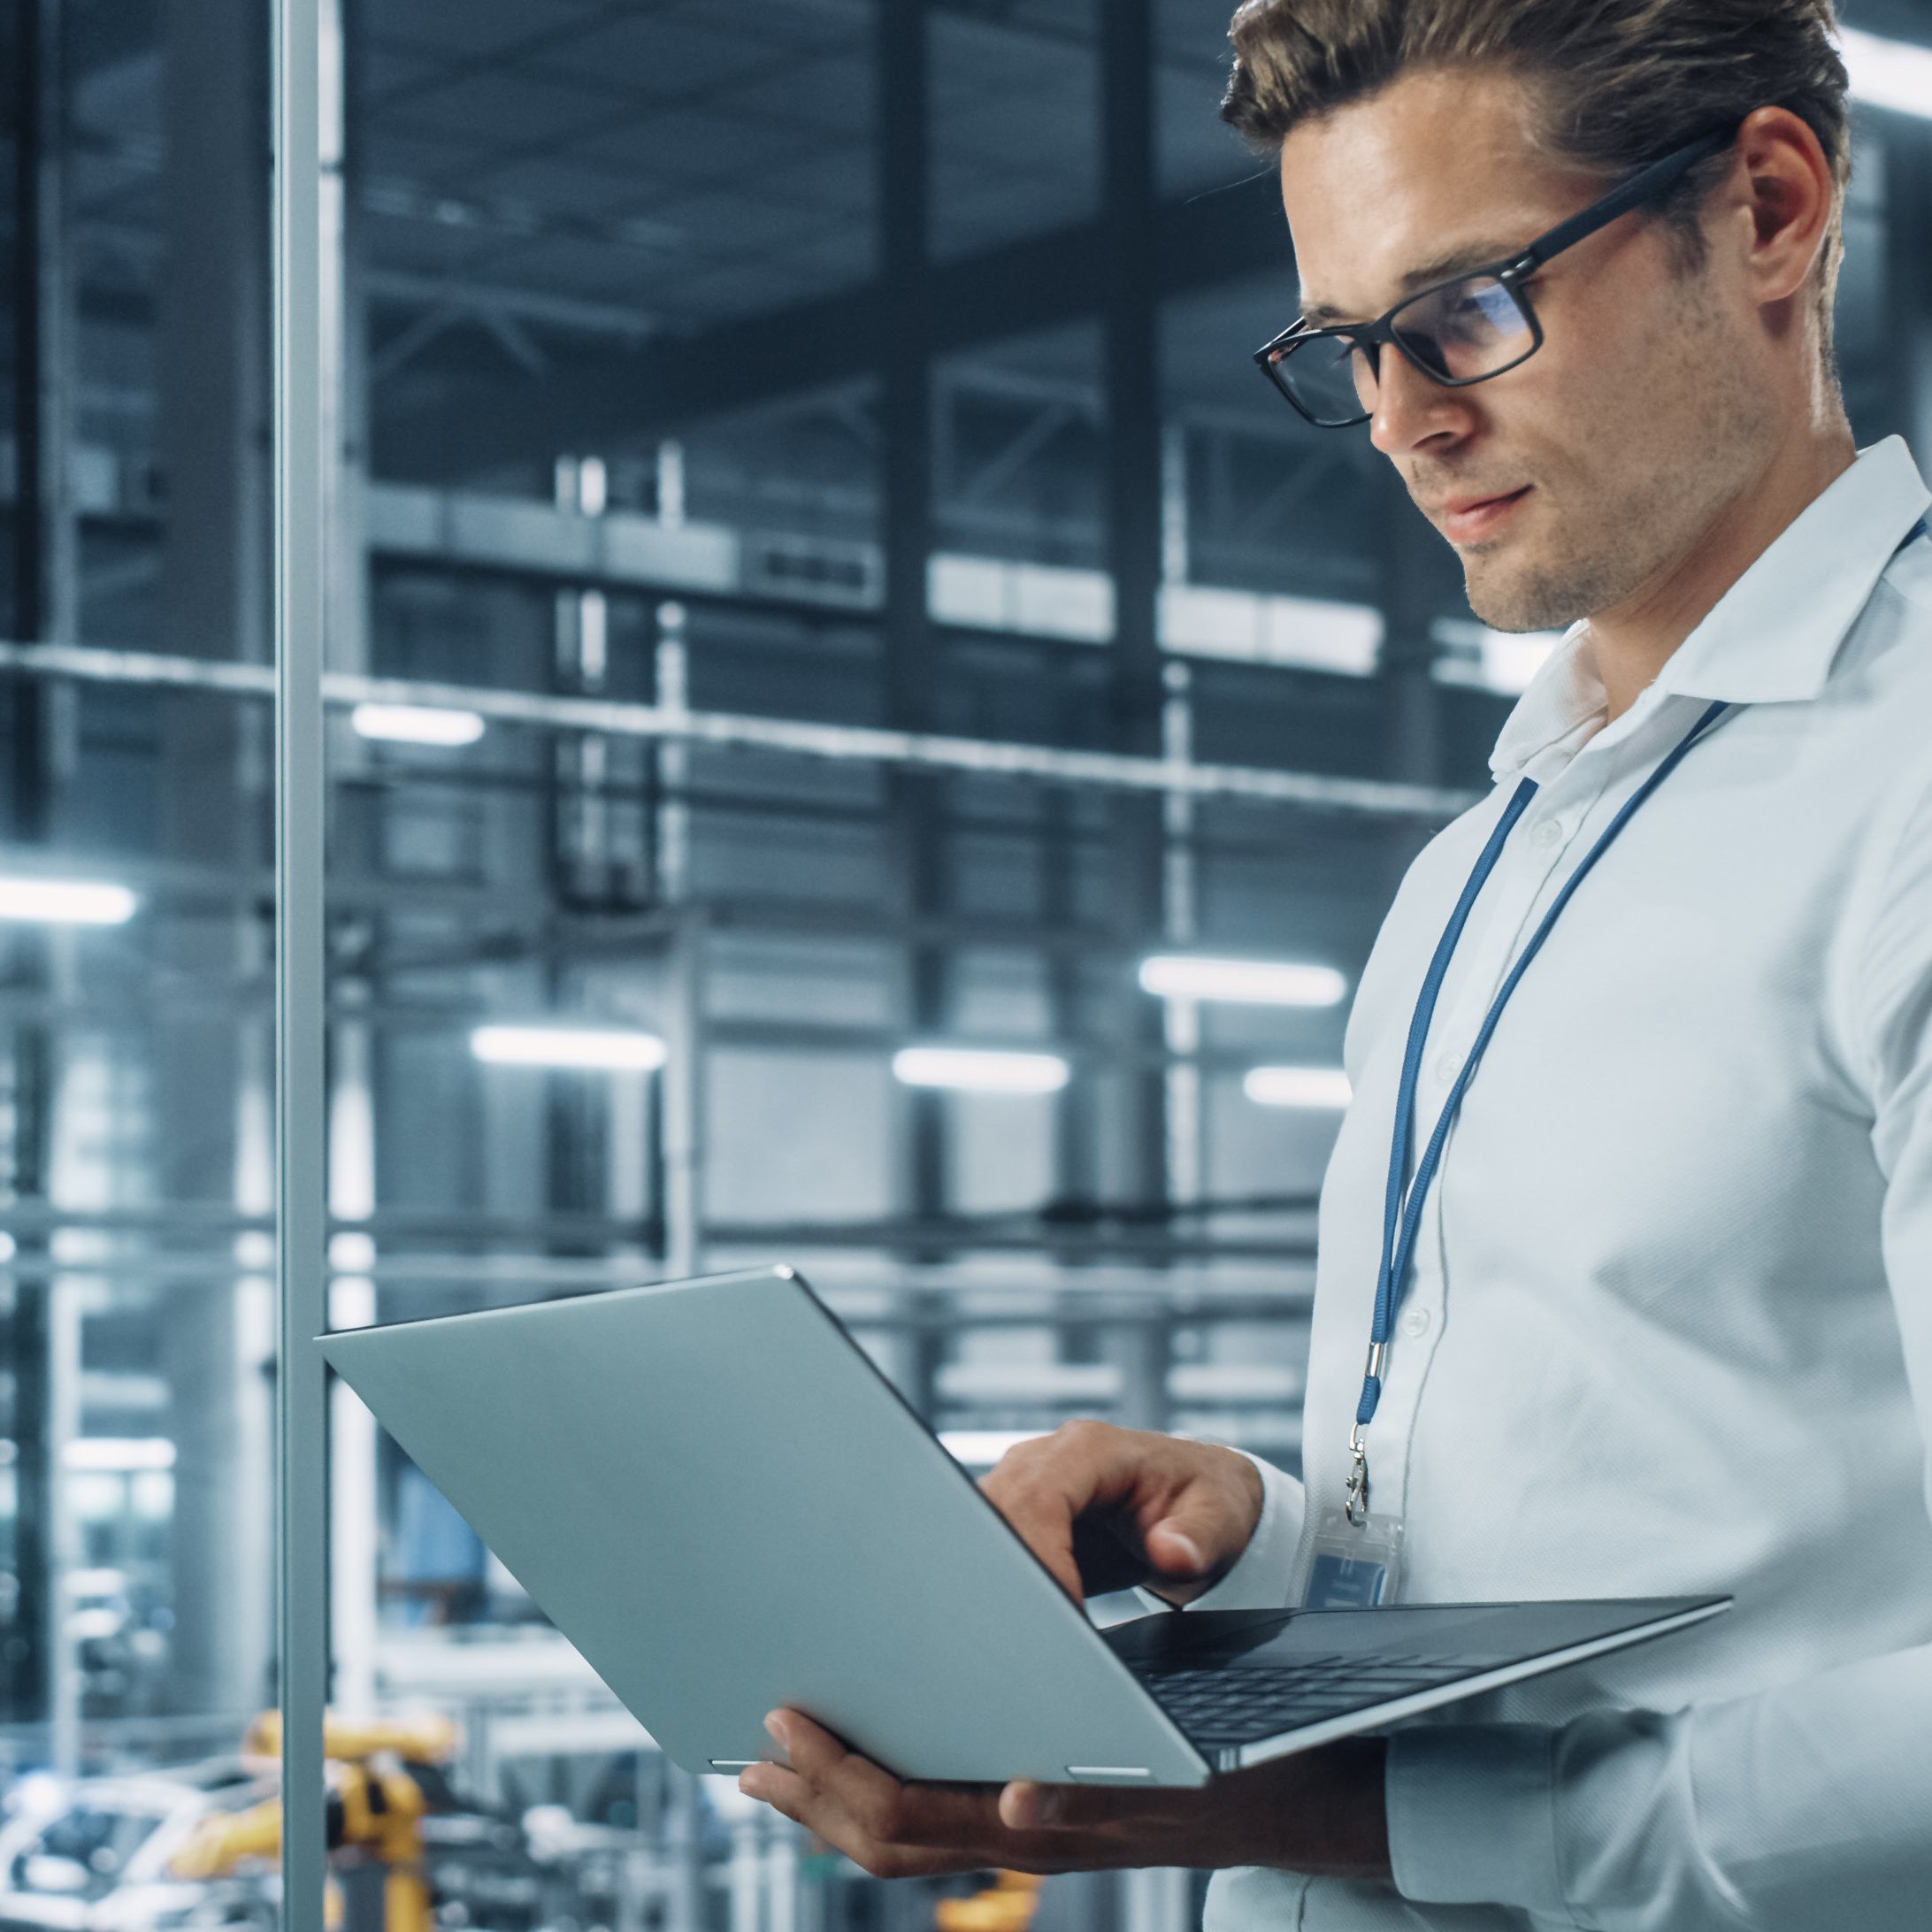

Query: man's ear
[1729,104,1836,310]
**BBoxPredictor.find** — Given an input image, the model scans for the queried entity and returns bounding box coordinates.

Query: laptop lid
[321,1267,1211,1787]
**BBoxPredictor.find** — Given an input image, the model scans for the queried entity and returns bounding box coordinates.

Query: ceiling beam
[372,168,1291,479]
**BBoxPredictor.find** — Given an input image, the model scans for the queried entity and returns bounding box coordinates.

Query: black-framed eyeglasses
[1253,127,1735,429]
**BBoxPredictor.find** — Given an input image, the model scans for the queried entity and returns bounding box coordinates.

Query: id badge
[1303,1507,1404,1609]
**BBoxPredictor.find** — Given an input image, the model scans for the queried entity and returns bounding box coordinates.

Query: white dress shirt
[1194,438,1932,1930]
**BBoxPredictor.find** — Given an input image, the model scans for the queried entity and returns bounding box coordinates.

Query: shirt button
[1530,818,1563,850]
[1400,1306,1432,1339]
[1435,1048,1465,1083]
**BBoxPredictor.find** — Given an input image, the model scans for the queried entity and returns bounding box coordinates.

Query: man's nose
[1368,348,1477,459]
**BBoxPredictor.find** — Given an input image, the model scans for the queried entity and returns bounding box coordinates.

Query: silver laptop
[321,1266,1728,1788]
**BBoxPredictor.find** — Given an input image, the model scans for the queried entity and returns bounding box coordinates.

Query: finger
[984,1425,1261,1602]
[768,1709,904,1819]
[1132,1453,1264,1597]
[989,1501,1086,1601]
[756,1715,1025,1879]
[1142,1520,1210,1580]
[740,1762,809,1823]
[769,1712,998,1852]
[997,1779,1185,1835]
[742,1765,998,1879]
[982,1475,1086,1602]
[983,1423,1138,1601]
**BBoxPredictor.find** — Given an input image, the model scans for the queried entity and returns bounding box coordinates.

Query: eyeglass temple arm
[1510,128,1734,274]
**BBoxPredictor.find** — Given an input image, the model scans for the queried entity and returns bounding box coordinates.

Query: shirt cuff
[1384,1722,1568,1917]
[1134,1452,1306,1614]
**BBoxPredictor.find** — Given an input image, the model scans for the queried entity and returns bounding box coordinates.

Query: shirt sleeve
[1133,1452,1306,1615]
[1384,772,1932,1928]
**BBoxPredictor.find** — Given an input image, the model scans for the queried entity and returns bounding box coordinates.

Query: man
[740,2,1932,1924]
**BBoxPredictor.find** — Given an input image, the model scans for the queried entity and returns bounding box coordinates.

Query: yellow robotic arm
[171,1709,455,1932]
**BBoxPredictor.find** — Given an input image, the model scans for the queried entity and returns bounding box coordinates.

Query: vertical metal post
[1159,664,1200,1210]
[876,0,947,1238]
[1373,462,1450,788]
[42,1271,78,1772]
[157,0,279,1725]
[653,600,691,905]
[660,915,708,1281]
[878,0,932,740]
[1883,121,1932,462]
[320,0,367,686]
[1102,0,1163,751]
[274,0,329,1924]
[1100,0,1168,1215]
[1122,1866,1191,1932]
[4,0,57,1739]
[327,988,379,1714]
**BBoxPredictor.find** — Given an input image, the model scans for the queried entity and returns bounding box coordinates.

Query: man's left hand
[739,1710,1391,1881]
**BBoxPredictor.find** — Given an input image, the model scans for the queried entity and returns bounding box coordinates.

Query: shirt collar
[1490,436,1932,779]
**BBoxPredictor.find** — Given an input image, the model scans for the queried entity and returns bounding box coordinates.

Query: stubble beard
[1452,282,1775,636]
[1462,524,1642,635]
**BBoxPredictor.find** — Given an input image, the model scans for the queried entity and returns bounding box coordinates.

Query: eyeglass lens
[1271,272,1537,425]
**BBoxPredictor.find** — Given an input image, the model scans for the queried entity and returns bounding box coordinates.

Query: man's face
[1278,67,1776,635]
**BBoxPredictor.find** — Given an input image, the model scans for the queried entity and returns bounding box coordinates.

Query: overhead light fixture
[1842,28,1932,119]
[1139,954,1347,1008]
[0,878,138,926]
[350,703,487,747]
[1244,1064,1353,1110]
[939,1430,1047,1468]
[472,1024,668,1071]
[63,1438,176,1472]
[892,1046,1070,1093]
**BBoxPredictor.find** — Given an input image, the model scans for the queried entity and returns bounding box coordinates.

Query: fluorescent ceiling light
[1842,28,1932,119]
[472,1024,668,1071]
[1244,1064,1353,1110]
[939,1429,1047,1468]
[350,702,486,747]
[0,878,137,926]
[328,1230,378,1275]
[892,1046,1070,1093]
[1139,954,1347,1008]
[63,1438,176,1472]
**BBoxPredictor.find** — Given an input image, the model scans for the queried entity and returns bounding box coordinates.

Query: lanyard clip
[1345,1420,1369,1528]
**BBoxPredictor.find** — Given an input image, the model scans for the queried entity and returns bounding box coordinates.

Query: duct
[0,640,1476,819]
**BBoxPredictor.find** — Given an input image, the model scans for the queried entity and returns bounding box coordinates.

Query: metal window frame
[273,0,328,1924]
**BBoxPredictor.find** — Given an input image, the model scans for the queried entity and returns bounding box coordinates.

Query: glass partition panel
[1,0,283,1907]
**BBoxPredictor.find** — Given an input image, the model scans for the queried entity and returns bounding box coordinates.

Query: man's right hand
[979,1419,1264,1606]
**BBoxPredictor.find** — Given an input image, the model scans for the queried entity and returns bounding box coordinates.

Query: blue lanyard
[1346,695,1733,1514]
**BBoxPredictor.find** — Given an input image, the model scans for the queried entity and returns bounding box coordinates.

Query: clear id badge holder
[1303,1507,1404,1610]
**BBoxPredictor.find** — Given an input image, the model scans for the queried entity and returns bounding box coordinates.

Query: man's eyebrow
[1298,239,1524,327]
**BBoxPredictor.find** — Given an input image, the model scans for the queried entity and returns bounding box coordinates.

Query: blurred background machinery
[4,4,1932,1931]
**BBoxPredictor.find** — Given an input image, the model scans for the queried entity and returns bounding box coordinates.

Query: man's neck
[1588,418,1858,723]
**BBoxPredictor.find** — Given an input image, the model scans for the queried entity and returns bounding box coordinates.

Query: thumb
[1142,1519,1208,1578]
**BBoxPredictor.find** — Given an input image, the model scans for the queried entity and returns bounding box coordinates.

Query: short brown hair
[1223,0,1851,326]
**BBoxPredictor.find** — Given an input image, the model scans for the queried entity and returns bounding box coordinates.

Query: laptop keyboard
[1136,1655,1495,1742]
